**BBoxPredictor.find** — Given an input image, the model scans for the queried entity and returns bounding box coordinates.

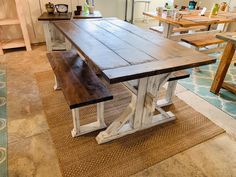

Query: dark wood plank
[181,34,224,48]
[53,21,129,70]
[38,12,72,21]
[73,20,155,65]
[103,55,215,84]
[88,20,178,60]
[108,19,204,55]
[89,19,205,59]
[47,51,113,109]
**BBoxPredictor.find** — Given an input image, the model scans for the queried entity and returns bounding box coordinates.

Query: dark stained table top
[53,18,216,84]
[38,12,72,21]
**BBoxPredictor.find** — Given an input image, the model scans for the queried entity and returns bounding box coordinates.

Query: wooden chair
[47,51,113,137]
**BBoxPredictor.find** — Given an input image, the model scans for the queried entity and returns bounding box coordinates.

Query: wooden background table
[143,11,236,38]
[38,12,72,51]
[53,18,216,143]
[211,32,236,95]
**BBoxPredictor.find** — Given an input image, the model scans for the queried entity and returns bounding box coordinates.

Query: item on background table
[83,2,89,14]
[220,2,228,12]
[74,5,82,15]
[89,6,94,14]
[199,7,207,16]
[180,6,187,10]
[45,2,55,14]
[87,0,95,6]
[77,5,82,12]
[189,0,197,10]
[209,3,219,18]
[173,11,183,21]
[55,4,68,14]
[156,7,163,16]
[165,2,171,9]
[166,9,175,17]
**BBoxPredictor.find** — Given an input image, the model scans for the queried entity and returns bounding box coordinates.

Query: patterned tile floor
[0,61,7,177]
[179,53,236,118]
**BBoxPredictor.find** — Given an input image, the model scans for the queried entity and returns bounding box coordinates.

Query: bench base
[71,121,107,137]
[71,103,107,138]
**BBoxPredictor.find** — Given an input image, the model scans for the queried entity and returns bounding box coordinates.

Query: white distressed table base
[96,73,177,144]
[96,111,175,144]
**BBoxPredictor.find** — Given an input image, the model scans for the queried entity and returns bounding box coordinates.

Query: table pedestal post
[96,73,176,144]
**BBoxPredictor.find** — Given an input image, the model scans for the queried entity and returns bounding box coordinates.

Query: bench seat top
[168,70,190,81]
[181,34,224,48]
[47,51,113,109]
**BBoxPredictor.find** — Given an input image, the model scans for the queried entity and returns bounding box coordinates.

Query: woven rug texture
[36,70,224,177]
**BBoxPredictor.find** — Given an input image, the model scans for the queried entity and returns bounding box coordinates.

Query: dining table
[52,18,216,143]
[211,32,236,95]
[143,11,236,38]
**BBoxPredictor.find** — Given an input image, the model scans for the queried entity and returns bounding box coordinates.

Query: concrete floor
[4,42,236,177]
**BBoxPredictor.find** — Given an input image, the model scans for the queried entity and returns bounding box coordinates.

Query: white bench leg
[156,80,177,107]
[71,103,107,137]
[192,46,201,72]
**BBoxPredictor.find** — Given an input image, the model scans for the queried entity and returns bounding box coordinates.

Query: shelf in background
[0,19,20,26]
[1,38,26,50]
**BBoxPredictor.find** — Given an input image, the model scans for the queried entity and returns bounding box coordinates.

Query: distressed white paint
[71,103,107,137]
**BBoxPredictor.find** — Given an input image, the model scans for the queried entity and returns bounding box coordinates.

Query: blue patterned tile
[179,56,236,119]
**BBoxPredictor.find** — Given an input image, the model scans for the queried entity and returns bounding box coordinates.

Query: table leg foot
[143,111,176,129]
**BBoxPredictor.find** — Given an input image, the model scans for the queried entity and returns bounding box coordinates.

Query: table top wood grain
[53,18,216,84]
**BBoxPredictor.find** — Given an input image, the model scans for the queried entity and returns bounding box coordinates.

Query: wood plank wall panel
[0,0,22,40]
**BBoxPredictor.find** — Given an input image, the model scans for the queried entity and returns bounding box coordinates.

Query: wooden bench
[181,34,225,71]
[47,51,113,137]
[181,34,225,48]
[125,70,190,107]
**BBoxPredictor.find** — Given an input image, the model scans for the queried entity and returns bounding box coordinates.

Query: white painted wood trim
[156,80,177,107]
[71,103,107,138]
[42,22,53,51]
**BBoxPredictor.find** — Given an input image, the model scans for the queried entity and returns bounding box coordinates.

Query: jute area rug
[36,71,224,177]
